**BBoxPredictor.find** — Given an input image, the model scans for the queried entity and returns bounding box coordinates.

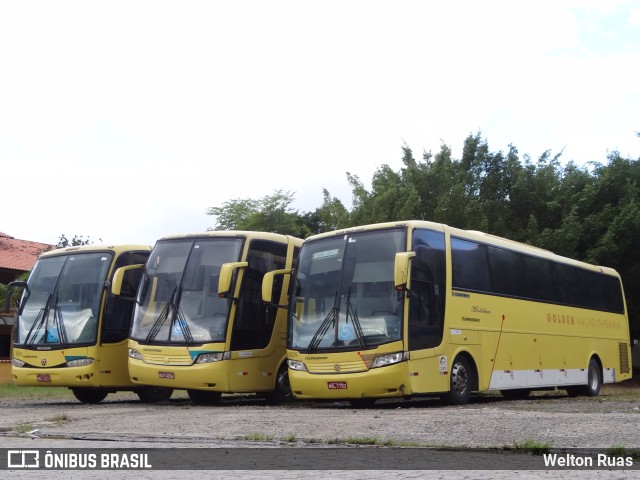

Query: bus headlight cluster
[371,352,406,369]
[195,352,226,364]
[66,358,94,367]
[128,348,143,360]
[12,359,25,368]
[287,359,308,372]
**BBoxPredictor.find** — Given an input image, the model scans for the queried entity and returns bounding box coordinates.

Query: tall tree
[206,189,302,236]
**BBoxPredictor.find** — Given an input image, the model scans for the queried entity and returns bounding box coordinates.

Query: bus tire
[441,355,473,405]
[500,388,531,400]
[71,388,108,404]
[583,357,602,397]
[136,387,173,403]
[264,363,293,405]
[188,389,222,405]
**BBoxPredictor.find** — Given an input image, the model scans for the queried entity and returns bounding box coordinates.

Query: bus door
[404,229,448,394]
[227,239,288,392]
[98,251,149,386]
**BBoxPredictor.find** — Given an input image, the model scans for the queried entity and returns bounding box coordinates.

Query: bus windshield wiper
[346,300,366,348]
[52,295,69,346]
[145,286,178,343]
[170,287,193,343]
[24,293,52,345]
[307,307,337,352]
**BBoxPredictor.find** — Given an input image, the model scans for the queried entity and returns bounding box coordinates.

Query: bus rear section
[127,231,301,404]
[8,244,172,403]
[281,221,632,406]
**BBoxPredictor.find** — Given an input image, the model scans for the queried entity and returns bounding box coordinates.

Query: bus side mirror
[3,281,29,314]
[394,252,415,292]
[111,264,144,297]
[262,269,292,305]
[218,262,248,298]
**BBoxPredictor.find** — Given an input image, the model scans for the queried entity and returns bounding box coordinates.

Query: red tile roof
[0,232,53,272]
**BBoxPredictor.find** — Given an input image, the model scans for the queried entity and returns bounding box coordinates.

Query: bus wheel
[71,388,108,404]
[136,387,173,403]
[500,388,531,400]
[188,389,222,405]
[583,358,602,397]
[441,355,473,405]
[265,364,293,405]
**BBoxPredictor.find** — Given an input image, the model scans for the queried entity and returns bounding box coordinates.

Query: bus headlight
[287,360,307,372]
[12,359,25,368]
[128,348,143,360]
[195,352,225,364]
[371,352,406,369]
[66,358,94,367]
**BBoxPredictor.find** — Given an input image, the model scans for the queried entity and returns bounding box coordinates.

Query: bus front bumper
[12,365,102,388]
[289,362,410,400]
[128,359,230,391]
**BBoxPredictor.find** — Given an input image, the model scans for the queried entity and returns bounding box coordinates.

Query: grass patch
[607,446,640,459]
[46,413,70,426]
[280,433,298,443]
[0,383,72,400]
[508,439,552,455]
[241,432,274,442]
[15,423,36,434]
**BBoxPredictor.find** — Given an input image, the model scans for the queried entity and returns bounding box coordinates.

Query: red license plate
[37,374,51,383]
[158,372,175,379]
[327,381,347,389]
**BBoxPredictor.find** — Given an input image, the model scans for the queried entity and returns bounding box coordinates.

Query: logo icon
[7,450,40,468]
[333,363,341,372]
[40,358,47,366]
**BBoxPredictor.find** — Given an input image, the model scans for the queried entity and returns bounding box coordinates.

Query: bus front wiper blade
[145,286,179,343]
[52,302,69,346]
[346,301,366,348]
[24,293,52,345]
[307,307,337,352]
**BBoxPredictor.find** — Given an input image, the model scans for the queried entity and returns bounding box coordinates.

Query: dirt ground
[1,381,639,450]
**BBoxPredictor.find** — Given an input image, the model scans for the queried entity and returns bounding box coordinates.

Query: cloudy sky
[1,1,639,247]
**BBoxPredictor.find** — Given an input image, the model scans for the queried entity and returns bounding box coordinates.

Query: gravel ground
[1,386,639,478]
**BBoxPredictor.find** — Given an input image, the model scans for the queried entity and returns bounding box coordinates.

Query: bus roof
[156,230,303,246]
[304,220,619,278]
[39,244,152,259]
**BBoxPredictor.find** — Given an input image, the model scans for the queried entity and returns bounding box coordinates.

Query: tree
[57,234,100,248]
[206,189,302,236]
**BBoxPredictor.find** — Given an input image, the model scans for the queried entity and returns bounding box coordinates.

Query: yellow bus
[8,244,173,403]
[127,231,302,404]
[267,221,632,406]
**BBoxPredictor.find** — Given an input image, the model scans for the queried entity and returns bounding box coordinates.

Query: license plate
[37,374,51,383]
[327,381,347,389]
[158,372,175,379]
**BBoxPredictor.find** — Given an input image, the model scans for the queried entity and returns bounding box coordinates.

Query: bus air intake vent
[619,342,630,374]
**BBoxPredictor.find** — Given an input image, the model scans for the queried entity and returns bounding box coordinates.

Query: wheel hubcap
[452,362,468,394]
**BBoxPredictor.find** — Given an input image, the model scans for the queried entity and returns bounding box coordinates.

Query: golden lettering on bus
[547,312,620,329]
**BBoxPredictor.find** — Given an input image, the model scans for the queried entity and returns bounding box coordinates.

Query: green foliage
[207,189,302,236]
[57,234,99,248]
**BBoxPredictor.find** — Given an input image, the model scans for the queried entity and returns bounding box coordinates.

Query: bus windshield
[15,253,112,347]
[130,237,244,345]
[289,228,406,352]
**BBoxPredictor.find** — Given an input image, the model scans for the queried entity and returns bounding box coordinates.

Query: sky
[1,1,639,247]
